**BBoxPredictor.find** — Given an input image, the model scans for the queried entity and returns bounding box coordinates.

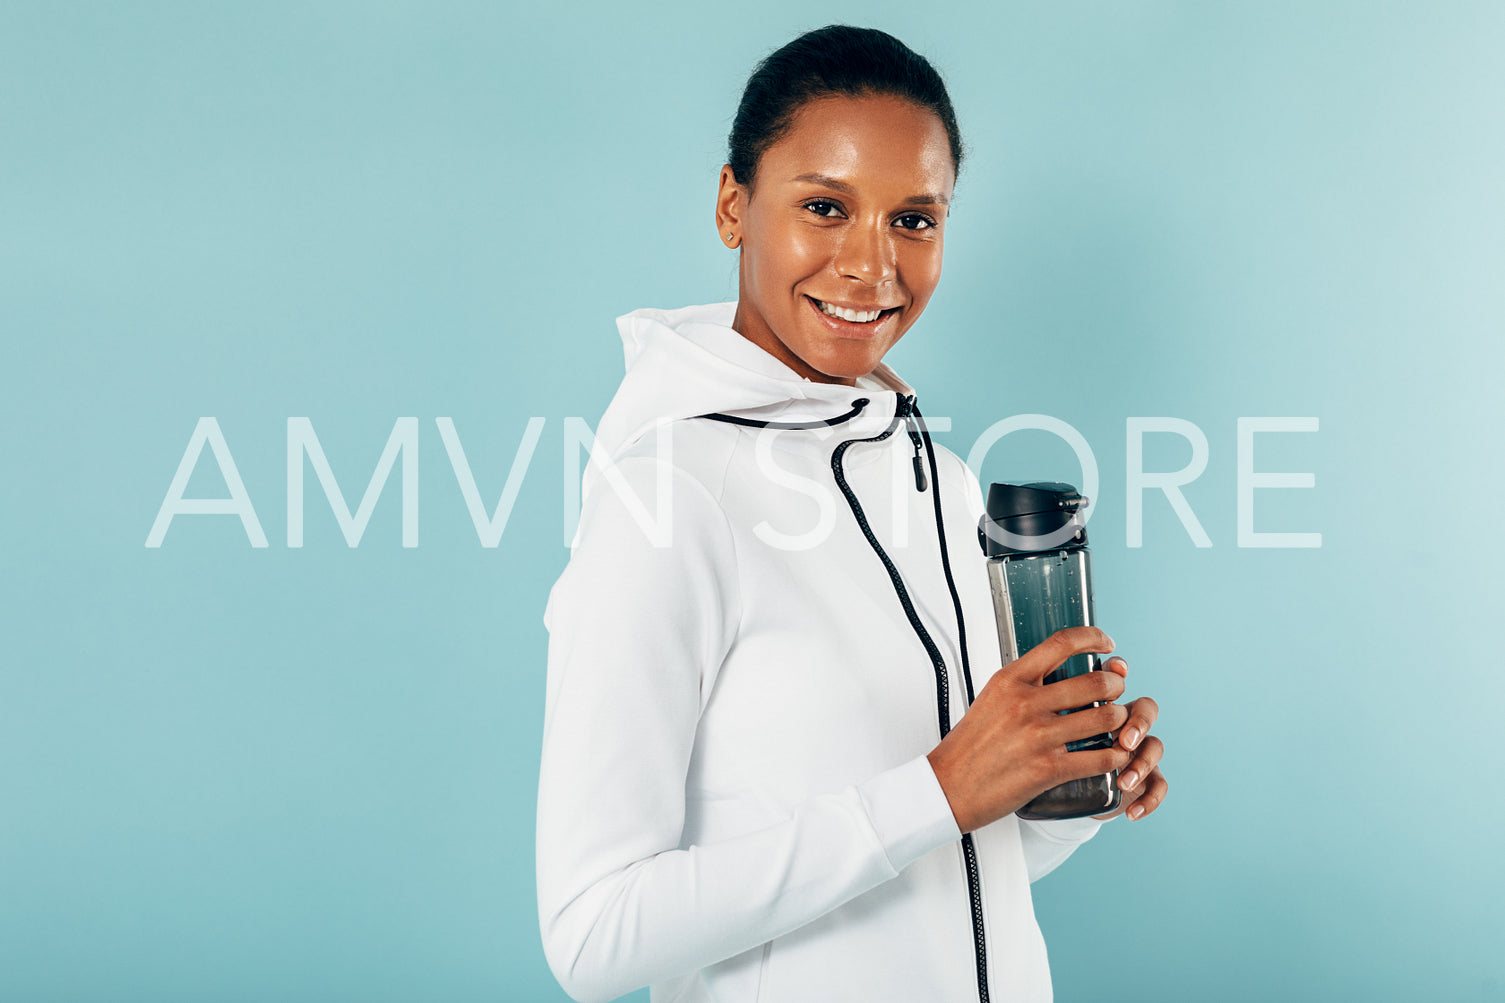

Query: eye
[894,213,937,231]
[803,199,845,218]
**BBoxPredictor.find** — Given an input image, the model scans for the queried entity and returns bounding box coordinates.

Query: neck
[729,303,858,387]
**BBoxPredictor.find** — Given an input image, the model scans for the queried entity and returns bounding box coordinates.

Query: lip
[804,295,902,339]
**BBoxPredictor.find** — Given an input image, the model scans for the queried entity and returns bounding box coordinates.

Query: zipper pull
[900,396,928,492]
[909,430,928,492]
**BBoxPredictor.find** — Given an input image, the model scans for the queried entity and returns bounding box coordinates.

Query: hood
[589,302,914,479]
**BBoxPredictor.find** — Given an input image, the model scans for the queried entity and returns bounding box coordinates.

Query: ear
[715,165,746,247]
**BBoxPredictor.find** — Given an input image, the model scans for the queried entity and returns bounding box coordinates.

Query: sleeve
[1016,814,1110,883]
[536,455,962,1003]
[945,451,1114,883]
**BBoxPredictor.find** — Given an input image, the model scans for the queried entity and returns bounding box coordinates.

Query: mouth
[804,295,902,337]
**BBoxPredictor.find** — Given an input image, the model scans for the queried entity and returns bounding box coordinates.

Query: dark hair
[726,25,965,193]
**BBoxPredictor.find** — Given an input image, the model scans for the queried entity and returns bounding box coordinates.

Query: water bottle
[978,481,1121,820]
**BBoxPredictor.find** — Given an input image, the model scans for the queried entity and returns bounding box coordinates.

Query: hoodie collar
[594,302,914,466]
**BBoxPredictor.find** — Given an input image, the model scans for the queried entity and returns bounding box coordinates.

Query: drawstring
[696,398,869,430]
[910,401,978,708]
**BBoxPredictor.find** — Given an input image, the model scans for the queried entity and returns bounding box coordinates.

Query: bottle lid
[978,481,1091,556]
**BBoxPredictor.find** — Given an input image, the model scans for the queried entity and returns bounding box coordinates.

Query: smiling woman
[716,93,954,384]
[537,23,1166,1003]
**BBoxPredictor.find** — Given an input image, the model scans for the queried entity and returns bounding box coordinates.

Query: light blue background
[4,2,1502,1000]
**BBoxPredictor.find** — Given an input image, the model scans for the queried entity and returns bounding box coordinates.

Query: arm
[1016,814,1107,883]
[536,456,961,1003]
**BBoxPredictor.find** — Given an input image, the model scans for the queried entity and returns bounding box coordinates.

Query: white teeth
[815,299,883,323]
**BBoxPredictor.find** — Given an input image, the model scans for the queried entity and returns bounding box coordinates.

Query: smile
[807,296,900,324]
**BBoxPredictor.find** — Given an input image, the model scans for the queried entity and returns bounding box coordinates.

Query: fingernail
[1120,770,1140,790]
[1128,804,1145,820]
[1122,727,1141,751]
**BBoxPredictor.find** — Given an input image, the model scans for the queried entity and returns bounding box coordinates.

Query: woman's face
[716,93,955,387]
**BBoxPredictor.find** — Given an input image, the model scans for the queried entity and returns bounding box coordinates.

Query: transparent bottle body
[986,548,1121,820]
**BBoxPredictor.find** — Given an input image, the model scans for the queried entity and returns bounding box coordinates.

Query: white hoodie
[538,302,1106,1003]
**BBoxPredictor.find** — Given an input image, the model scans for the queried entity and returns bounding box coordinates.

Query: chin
[836,357,882,378]
[807,350,884,384]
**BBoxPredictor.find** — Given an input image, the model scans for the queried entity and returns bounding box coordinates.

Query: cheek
[747,223,829,296]
[901,243,945,301]
[776,226,833,280]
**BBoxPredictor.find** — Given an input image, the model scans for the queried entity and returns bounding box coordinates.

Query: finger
[1114,780,1145,815]
[1054,744,1133,784]
[1049,702,1127,746]
[1101,655,1129,678]
[1126,768,1168,820]
[1038,669,1125,712]
[1117,696,1160,752]
[1116,735,1164,791]
[1010,626,1114,685]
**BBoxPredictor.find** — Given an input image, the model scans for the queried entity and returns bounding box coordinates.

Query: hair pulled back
[727,25,965,194]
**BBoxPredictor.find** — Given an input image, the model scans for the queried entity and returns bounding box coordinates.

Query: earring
[726,232,736,244]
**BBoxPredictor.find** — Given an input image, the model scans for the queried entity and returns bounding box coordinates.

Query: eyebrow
[789,171,950,206]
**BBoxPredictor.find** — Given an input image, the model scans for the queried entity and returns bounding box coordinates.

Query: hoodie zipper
[833,394,991,1003]
[908,398,987,1000]
[697,393,991,1001]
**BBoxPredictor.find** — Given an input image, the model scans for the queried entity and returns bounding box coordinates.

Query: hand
[927,626,1135,834]
[1091,656,1167,822]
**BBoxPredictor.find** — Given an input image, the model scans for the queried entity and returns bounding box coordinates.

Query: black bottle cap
[977,481,1091,556]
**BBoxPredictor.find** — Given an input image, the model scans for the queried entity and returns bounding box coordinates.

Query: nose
[832,221,895,286]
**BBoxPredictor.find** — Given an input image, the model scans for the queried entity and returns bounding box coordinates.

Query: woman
[537,25,1167,1003]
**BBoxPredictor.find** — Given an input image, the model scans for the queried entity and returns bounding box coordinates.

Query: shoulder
[573,417,747,557]
[603,416,744,504]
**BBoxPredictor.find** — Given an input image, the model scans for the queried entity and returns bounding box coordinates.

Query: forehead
[761,93,955,199]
